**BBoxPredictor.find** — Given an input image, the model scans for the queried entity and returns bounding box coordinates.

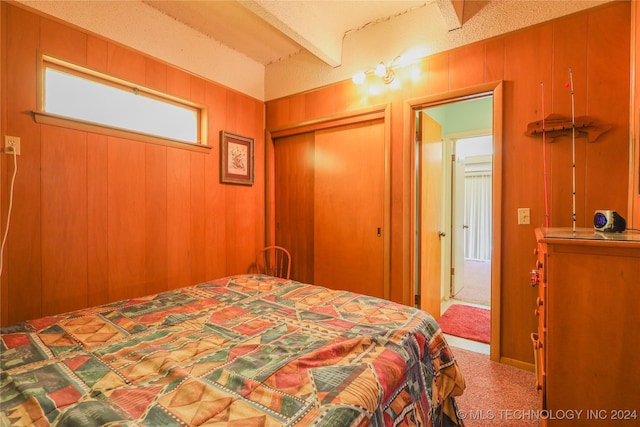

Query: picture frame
[220,130,254,186]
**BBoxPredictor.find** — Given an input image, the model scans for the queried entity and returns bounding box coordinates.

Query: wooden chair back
[256,246,291,279]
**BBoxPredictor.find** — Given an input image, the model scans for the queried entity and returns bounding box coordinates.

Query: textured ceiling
[143,0,449,67]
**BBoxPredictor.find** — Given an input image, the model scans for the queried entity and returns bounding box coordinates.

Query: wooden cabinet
[534,228,640,426]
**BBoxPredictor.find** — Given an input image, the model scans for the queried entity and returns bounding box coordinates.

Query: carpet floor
[452,347,540,426]
[439,304,490,343]
[453,259,491,306]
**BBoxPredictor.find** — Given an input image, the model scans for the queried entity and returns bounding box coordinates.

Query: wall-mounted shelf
[525,114,611,142]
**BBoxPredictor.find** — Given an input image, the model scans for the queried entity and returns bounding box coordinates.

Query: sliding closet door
[274,132,315,283]
[314,120,385,298]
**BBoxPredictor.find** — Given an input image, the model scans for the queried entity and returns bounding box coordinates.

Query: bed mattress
[0,274,464,426]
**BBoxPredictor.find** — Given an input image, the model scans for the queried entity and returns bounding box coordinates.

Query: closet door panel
[274,133,315,283]
[314,120,385,298]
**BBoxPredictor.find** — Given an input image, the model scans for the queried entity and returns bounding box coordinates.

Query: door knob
[438,231,446,239]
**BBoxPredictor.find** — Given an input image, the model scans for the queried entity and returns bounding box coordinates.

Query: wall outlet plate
[4,135,20,155]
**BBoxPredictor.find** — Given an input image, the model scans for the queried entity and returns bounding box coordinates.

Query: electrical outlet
[4,136,20,155]
[518,208,530,225]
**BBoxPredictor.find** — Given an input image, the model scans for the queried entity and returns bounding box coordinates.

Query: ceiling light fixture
[352,57,401,86]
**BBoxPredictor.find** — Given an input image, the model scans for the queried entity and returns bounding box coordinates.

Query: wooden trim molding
[269,105,387,139]
[33,111,212,154]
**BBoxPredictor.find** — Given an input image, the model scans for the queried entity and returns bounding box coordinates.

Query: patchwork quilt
[0,275,465,426]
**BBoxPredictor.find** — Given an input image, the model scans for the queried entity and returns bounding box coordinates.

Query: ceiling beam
[241,0,344,67]
[436,0,465,31]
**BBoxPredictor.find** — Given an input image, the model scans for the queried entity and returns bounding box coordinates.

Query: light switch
[518,208,530,225]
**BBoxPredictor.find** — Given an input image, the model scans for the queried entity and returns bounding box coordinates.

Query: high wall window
[35,53,208,151]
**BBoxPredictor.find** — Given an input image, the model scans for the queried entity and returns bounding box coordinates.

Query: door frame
[407,81,503,362]
[266,104,392,299]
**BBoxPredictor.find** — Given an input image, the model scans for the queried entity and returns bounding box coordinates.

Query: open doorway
[414,88,500,358]
[449,135,493,307]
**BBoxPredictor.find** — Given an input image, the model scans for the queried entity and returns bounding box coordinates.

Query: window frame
[34,52,210,153]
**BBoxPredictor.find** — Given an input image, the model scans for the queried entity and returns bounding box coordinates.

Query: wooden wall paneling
[274,132,315,283]
[40,16,86,65]
[251,100,266,257]
[166,67,191,99]
[145,144,168,295]
[145,58,167,91]
[502,24,553,362]
[428,53,450,95]
[635,2,640,229]
[40,125,88,315]
[39,11,90,315]
[235,96,263,274]
[87,134,109,307]
[107,44,145,82]
[107,138,147,301]
[304,86,335,121]
[87,35,108,74]
[190,152,206,284]
[333,80,355,113]
[225,185,255,275]
[549,14,588,229]
[189,75,207,284]
[449,42,485,90]
[204,83,227,279]
[584,3,630,218]
[1,1,8,324]
[221,92,261,275]
[407,57,431,99]
[223,92,241,274]
[6,5,42,324]
[165,62,194,289]
[166,147,192,289]
[485,38,506,83]
[265,97,287,130]
[287,96,306,127]
[85,35,109,308]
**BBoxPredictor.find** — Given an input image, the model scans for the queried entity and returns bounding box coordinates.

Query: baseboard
[499,356,535,372]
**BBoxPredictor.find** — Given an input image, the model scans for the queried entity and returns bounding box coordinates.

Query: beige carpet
[453,259,491,306]
[452,347,539,426]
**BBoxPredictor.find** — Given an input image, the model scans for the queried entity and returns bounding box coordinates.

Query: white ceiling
[143,0,461,67]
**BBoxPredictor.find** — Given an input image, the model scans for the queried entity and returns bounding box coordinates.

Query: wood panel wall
[266,2,631,365]
[633,2,640,228]
[0,3,265,326]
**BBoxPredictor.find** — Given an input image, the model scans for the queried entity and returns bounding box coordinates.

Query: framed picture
[220,131,254,186]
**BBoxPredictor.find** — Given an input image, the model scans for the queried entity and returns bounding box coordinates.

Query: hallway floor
[442,258,492,354]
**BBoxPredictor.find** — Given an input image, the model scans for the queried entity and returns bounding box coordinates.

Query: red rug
[438,304,490,343]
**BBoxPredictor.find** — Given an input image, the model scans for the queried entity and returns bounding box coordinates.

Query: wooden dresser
[533,228,640,426]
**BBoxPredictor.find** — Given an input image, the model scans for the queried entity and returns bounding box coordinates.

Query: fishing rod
[540,81,550,228]
[568,67,576,233]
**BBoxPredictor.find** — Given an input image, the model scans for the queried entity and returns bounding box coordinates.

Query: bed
[0,274,465,426]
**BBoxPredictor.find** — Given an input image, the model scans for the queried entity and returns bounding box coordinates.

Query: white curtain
[464,172,492,260]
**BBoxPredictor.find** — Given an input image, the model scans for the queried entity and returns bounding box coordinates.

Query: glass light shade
[352,71,366,85]
[374,62,387,77]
